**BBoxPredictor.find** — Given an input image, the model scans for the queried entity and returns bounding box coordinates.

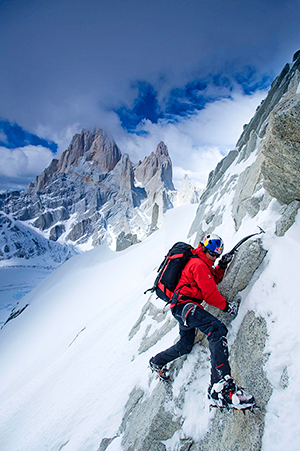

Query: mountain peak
[27,129,122,193]
[134,141,174,191]
[59,129,121,174]
[155,141,168,156]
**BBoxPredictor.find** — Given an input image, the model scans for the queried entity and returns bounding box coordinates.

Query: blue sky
[115,67,272,131]
[0,120,57,152]
[0,0,300,190]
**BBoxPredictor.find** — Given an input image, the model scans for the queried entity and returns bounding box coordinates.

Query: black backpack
[144,242,195,304]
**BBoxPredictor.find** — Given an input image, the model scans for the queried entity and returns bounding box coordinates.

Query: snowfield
[0,202,300,450]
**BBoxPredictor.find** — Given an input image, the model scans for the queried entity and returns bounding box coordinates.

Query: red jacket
[170,243,227,310]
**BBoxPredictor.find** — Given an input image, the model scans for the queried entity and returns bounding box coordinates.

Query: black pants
[152,303,231,385]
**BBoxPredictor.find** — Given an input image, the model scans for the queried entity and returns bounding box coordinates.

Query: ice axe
[217,226,265,269]
[227,226,265,256]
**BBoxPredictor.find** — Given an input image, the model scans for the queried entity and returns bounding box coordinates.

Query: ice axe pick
[227,226,265,256]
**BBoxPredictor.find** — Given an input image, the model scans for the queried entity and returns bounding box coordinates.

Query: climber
[149,233,256,411]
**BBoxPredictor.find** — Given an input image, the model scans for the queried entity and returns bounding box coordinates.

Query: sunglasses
[207,249,220,258]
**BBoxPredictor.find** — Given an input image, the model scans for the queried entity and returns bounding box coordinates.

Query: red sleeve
[190,261,227,310]
[211,265,225,284]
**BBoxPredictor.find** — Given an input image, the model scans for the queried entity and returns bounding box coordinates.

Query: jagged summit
[134,141,174,191]
[28,129,122,193]
[60,129,121,173]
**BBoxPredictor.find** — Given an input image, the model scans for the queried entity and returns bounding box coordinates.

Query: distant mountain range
[0,130,201,267]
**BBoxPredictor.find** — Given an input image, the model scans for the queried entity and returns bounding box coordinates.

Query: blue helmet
[202,234,224,256]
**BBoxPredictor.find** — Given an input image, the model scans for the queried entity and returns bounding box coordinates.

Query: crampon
[208,375,257,413]
[149,359,170,382]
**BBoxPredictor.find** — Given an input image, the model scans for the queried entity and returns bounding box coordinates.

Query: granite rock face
[261,92,300,204]
[134,141,174,192]
[187,312,272,451]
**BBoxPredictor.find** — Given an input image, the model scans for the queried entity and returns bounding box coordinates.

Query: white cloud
[0,131,8,144]
[115,88,268,188]
[0,145,54,179]
[35,123,81,156]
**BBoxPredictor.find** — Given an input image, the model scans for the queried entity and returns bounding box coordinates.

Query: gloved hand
[223,295,241,317]
[218,252,233,269]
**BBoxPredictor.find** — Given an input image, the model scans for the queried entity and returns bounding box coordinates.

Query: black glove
[223,295,241,316]
[218,252,233,269]
[223,302,231,313]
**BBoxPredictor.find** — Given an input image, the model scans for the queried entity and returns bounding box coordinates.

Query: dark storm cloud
[1,0,299,129]
[0,0,300,190]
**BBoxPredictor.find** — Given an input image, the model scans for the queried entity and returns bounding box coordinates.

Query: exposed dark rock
[115,231,139,251]
[34,211,54,230]
[67,218,92,242]
[188,312,271,451]
[2,304,29,327]
[236,55,300,152]
[49,224,66,241]
[120,383,181,451]
[293,49,300,62]
[150,202,159,232]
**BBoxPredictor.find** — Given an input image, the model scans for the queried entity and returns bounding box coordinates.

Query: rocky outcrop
[132,142,175,230]
[204,238,268,327]
[275,200,300,236]
[187,312,272,451]
[261,91,300,204]
[134,141,174,193]
[119,384,181,451]
[0,211,74,264]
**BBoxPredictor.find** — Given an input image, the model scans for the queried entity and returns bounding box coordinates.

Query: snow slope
[0,205,197,450]
[0,201,300,450]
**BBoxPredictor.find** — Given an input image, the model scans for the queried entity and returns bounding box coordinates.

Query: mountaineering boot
[149,358,170,382]
[208,375,256,411]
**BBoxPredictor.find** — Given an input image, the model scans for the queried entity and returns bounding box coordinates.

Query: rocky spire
[59,128,122,174]
[134,141,174,192]
[28,129,122,193]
